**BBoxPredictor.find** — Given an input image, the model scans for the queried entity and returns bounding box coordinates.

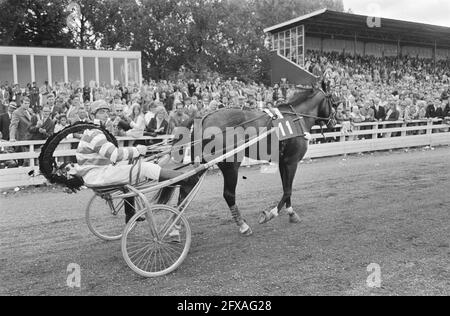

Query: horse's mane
[287,88,318,106]
[275,88,320,111]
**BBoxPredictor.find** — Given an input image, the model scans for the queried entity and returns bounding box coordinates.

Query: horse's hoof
[289,212,302,224]
[240,227,253,237]
[259,210,276,225]
[258,211,269,224]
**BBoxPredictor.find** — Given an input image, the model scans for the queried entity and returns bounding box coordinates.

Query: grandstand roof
[264,9,450,49]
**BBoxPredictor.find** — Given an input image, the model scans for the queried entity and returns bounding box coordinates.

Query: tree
[0,0,73,47]
[0,0,345,83]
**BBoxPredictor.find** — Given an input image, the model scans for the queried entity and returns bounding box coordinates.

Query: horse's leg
[259,161,290,224]
[282,161,302,224]
[259,139,303,225]
[218,162,252,236]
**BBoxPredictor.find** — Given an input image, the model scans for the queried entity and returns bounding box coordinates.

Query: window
[34,56,48,85]
[68,57,81,83]
[83,57,96,86]
[51,56,64,85]
[271,25,305,67]
[0,55,13,84]
[99,57,111,86]
[113,58,125,85]
[17,55,31,87]
[128,59,139,85]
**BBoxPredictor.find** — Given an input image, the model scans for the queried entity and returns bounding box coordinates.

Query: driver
[74,100,185,188]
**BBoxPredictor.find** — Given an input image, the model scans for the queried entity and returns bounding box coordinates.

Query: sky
[343,0,450,27]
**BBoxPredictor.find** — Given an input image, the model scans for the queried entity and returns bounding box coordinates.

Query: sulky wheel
[86,192,144,241]
[121,205,191,278]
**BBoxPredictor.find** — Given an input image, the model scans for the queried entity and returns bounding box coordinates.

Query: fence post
[401,121,407,137]
[29,144,35,168]
[340,124,346,142]
[426,120,433,146]
[372,122,378,140]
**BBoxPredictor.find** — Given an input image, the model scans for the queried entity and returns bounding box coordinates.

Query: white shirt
[130,115,146,131]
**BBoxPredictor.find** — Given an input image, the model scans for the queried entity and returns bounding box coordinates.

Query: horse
[154,87,337,236]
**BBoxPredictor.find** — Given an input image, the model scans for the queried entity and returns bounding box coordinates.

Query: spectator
[145,106,169,140]
[67,96,82,124]
[372,98,386,122]
[350,106,364,123]
[425,100,438,118]
[144,102,157,127]
[29,106,55,140]
[76,106,91,123]
[443,99,450,117]
[39,81,53,106]
[0,102,17,141]
[10,96,33,142]
[360,101,375,122]
[385,102,400,121]
[129,103,146,132]
[0,85,11,106]
[54,114,70,134]
[169,102,191,133]
[30,82,40,111]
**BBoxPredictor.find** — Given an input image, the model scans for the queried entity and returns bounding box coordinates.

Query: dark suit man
[146,117,169,136]
[435,106,444,119]
[372,104,386,121]
[30,82,40,109]
[10,97,33,142]
[385,103,400,121]
[0,103,16,141]
[425,102,438,118]
[443,103,450,118]
[145,109,169,145]
[29,107,55,140]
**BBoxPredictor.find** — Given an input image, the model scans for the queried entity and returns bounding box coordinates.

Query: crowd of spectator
[0,77,285,145]
[305,50,450,126]
[1,50,450,150]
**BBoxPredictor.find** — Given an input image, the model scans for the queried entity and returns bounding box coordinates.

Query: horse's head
[287,87,338,129]
[317,91,338,129]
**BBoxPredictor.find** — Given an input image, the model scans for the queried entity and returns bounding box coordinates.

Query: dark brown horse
[156,88,337,236]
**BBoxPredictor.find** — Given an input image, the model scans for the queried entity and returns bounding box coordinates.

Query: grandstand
[0,46,142,87]
[264,8,450,84]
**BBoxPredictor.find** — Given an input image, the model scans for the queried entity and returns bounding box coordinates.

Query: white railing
[0,119,449,189]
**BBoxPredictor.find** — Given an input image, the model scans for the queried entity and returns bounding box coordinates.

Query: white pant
[83,161,161,187]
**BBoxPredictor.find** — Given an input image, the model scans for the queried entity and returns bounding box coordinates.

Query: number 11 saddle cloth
[263,108,312,141]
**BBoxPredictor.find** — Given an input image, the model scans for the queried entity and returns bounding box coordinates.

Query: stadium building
[264,8,450,85]
[0,46,142,87]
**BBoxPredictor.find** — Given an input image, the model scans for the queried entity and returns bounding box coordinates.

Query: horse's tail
[152,186,177,205]
[152,170,206,205]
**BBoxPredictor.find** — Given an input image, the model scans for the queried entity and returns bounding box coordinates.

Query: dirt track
[1,147,449,296]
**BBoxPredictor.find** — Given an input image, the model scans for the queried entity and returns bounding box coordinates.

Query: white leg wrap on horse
[270,207,279,217]
[239,222,250,234]
[304,133,312,141]
[286,207,295,215]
